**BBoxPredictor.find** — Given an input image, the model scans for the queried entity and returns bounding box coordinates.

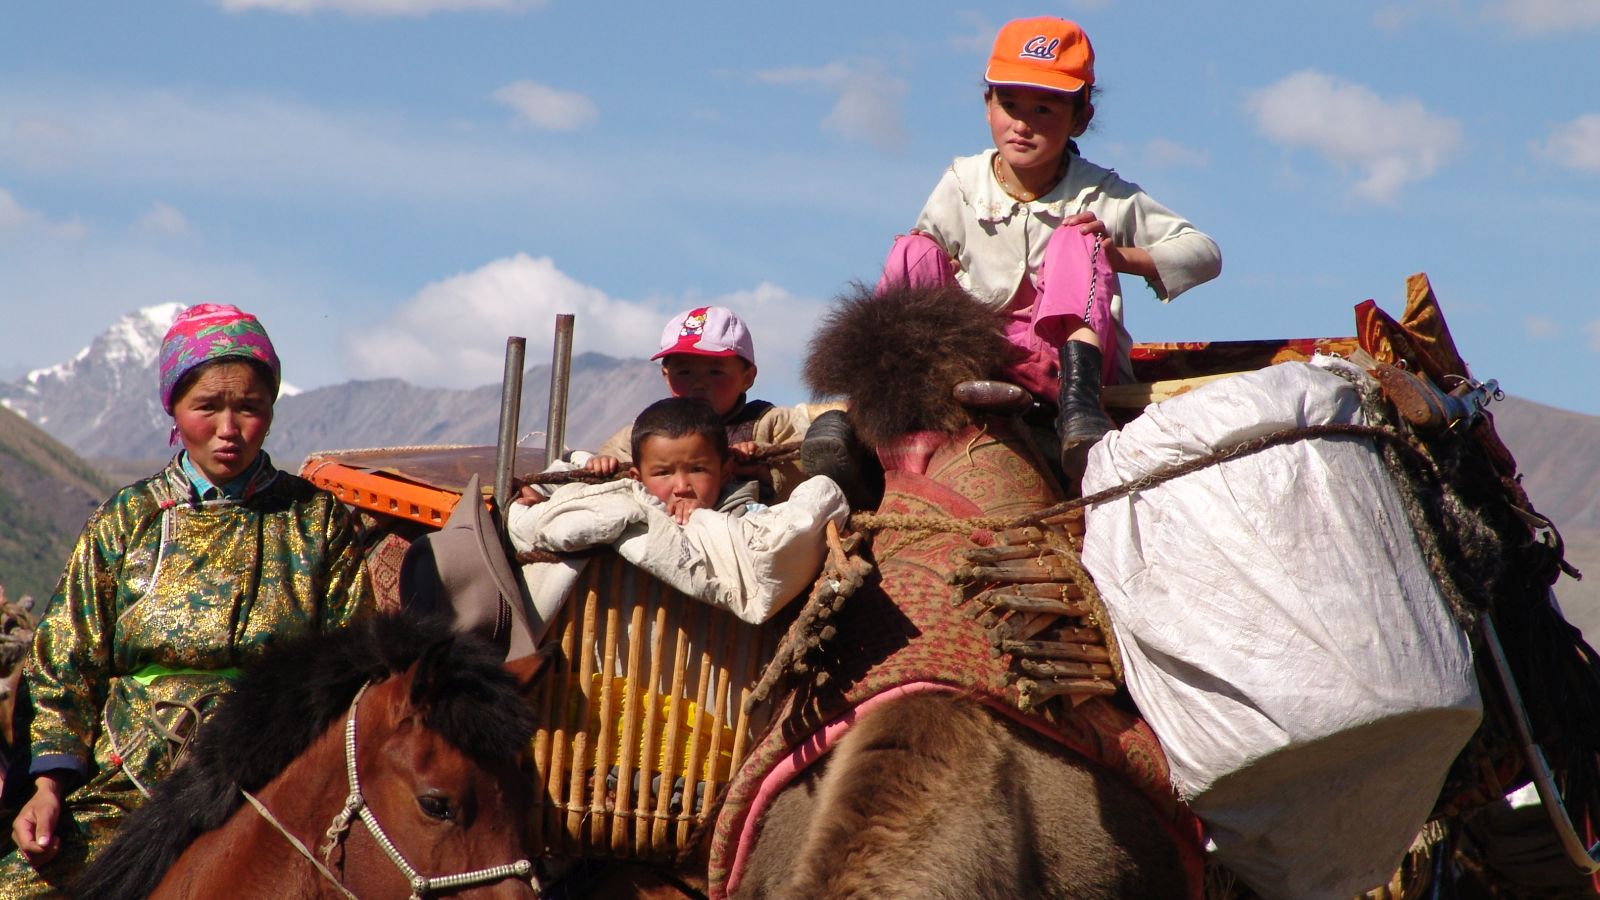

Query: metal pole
[545,314,575,469]
[494,336,527,511]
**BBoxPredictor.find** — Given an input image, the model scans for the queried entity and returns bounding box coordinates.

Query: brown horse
[716,283,1200,899]
[75,613,543,899]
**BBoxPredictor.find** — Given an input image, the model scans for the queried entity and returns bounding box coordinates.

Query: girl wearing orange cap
[881,16,1220,476]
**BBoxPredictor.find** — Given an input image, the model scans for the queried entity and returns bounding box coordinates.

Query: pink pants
[878,231,1119,397]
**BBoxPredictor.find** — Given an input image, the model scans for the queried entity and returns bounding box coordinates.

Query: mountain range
[0,305,665,470]
[0,307,1594,638]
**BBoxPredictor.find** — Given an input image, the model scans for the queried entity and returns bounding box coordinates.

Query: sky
[2,1,1598,416]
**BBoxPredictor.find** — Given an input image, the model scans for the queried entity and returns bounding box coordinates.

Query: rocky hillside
[3,306,1594,640]
[1494,396,1600,641]
[0,406,115,601]
[271,352,664,468]
[0,305,666,470]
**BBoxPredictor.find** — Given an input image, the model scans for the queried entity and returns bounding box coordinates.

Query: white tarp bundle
[1080,358,1482,900]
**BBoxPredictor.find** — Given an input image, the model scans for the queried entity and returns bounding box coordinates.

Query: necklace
[992,153,1066,203]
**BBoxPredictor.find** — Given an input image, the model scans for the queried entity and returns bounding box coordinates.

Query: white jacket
[913,149,1221,382]
[506,476,849,640]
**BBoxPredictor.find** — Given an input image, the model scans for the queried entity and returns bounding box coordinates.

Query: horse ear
[408,637,456,711]
[504,644,554,702]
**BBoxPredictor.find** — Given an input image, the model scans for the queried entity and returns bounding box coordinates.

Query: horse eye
[418,794,455,821]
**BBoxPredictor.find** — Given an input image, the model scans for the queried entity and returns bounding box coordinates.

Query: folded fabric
[506,476,848,638]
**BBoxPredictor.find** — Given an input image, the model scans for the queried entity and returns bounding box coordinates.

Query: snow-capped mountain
[0,306,664,465]
[0,304,185,459]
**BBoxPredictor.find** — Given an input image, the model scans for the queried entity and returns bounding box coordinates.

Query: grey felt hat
[399,475,538,661]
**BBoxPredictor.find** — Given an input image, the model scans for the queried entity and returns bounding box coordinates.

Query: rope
[241,788,361,900]
[850,422,1429,538]
[747,523,871,709]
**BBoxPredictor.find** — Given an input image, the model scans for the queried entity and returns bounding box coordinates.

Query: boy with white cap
[587,306,809,502]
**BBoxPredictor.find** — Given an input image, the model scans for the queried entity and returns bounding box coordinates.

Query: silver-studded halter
[242,681,533,899]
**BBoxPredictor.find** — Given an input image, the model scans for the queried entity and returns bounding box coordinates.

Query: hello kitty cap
[650,306,756,366]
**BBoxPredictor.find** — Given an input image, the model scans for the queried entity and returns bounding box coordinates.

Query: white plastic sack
[1080,358,1481,900]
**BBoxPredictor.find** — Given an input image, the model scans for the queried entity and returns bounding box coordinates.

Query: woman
[0,304,374,896]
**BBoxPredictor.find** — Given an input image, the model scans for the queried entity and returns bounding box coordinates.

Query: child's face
[660,354,756,417]
[987,86,1085,176]
[630,432,732,510]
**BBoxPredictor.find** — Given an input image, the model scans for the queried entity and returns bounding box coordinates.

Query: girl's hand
[907,229,961,272]
[1064,212,1112,242]
[729,440,758,460]
[1066,213,1159,281]
[14,776,65,865]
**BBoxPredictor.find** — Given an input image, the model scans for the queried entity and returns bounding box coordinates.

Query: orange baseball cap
[985,17,1095,94]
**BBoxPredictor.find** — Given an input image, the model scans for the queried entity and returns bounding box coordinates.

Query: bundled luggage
[1081,358,1483,899]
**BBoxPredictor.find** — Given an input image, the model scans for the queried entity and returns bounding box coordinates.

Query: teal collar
[180,452,265,501]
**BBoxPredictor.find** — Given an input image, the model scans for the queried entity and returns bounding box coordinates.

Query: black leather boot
[800,409,883,510]
[1057,340,1115,478]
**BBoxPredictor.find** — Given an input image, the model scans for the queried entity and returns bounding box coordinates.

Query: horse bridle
[242,681,533,899]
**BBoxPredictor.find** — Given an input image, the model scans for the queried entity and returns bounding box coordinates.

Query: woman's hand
[13,775,66,865]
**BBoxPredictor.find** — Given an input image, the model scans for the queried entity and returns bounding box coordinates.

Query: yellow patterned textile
[0,454,373,897]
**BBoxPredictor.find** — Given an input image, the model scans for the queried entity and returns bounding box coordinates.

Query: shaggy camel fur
[734,692,1190,900]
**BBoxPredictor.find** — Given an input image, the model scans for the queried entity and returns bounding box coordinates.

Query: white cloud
[346,254,660,388]
[135,202,189,236]
[1484,0,1600,33]
[0,187,88,239]
[1524,315,1560,340]
[1140,138,1210,170]
[216,0,539,15]
[1245,70,1462,203]
[0,87,565,202]
[755,62,909,154]
[949,15,999,53]
[346,253,828,401]
[1535,114,1600,174]
[491,81,597,132]
[0,188,31,230]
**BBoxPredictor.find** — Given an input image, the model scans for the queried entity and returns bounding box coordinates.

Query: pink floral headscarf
[158,303,281,414]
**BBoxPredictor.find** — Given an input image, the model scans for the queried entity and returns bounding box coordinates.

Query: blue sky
[3,1,1598,415]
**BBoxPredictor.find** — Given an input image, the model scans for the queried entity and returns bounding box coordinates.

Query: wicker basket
[527,550,780,861]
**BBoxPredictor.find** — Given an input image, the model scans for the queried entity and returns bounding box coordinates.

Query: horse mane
[73,612,535,900]
[801,281,1010,447]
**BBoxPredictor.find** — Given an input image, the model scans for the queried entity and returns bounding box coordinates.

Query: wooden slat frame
[526,551,779,861]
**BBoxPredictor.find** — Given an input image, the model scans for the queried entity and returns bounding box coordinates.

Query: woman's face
[172,360,275,485]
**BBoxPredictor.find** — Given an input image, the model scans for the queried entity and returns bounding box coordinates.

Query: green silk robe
[0,454,374,897]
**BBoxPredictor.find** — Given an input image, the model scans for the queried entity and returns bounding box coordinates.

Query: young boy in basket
[508,396,847,628]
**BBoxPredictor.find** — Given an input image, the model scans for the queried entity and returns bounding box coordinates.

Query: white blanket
[506,476,848,643]
[1080,358,1481,900]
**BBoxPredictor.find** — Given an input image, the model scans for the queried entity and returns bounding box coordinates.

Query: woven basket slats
[527,550,777,861]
